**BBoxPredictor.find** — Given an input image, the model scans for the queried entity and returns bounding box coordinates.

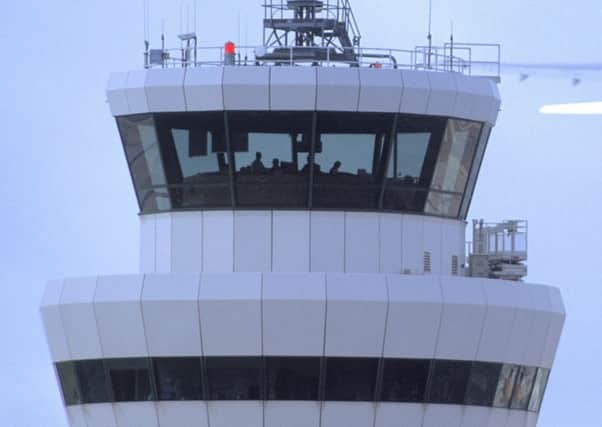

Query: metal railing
[144,43,501,80]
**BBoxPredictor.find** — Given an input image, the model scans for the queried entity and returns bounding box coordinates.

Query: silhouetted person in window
[271,158,283,175]
[251,152,266,173]
[329,161,342,175]
[301,154,321,174]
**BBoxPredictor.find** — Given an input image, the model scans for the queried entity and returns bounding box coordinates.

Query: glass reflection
[118,115,171,212]
[528,368,550,412]
[325,357,378,401]
[57,362,81,406]
[205,357,263,400]
[76,359,110,404]
[493,364,519,408]
[380,359,430,402]
[465,362,502,406]
[266,357,320,400]
[510,366,537,409]
[153,357,203,401]
[427,360,471,404]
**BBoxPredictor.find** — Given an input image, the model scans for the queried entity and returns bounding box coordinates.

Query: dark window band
[117,112,486,219]
[55,356,549,413]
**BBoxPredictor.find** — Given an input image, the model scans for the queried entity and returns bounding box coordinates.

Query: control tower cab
[41,2,565,427]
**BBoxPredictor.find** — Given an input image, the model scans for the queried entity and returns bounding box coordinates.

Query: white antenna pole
[427,0,433,69]
[194,0,198,35]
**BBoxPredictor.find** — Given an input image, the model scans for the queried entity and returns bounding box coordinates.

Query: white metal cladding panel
[198,273,262,356]
[436,277,487,360]
[171,212,203,273]
[321,402,375,427]
[423,404,463,427]
[504,286,537,366]
[525,412,539,427]
[141,273,202,357]
[208,402,263,427]
[106,72,129,116]
[453,73,478,120]
[270,66,317,111]
[523,285,555,367]
[374,403,425,427]
[155,213,172,273]
[156,402,209,427]
[184,67,225,111]
[379,214,403,274]
[310,212,345,272]
[358,68,403,113]
[140,215,156,273]
[202,211,234,273]
[264,402,321,427]
[60,277,103,360]
[487,408,510,427]
[272,211,310,272]
[40,280,70,362]
[262,273,326,356]
[94,275,147,358]
[384,275,443,358]
[542,286,566,368]
[325,274,387,357]
[401,215,424,274]
[67,406,87,427]
[125,70,150,115]
[423,217,442,275]
[145,68,187,112]
[487,79,502,125]
[345,212,380,273]
[82,403,117,427]
[477,280,520,363]
[234,211,272,272]
[113,402,158,427]
[506,410,528,427]
[461,406,491,427]
[316,67,360,112]
[399,70,430,115]
[440,219,466,276]
[426,71,458,117]
[223,66,270,110]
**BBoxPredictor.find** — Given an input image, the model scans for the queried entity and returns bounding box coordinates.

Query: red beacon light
[224,41,236,55]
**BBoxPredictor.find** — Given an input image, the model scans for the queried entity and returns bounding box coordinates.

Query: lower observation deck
[41,273,564,427]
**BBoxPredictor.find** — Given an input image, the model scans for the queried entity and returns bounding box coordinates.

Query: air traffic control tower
[41,2,565,426]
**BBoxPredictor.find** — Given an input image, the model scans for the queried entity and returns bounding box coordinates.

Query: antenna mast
[427,0,433,69]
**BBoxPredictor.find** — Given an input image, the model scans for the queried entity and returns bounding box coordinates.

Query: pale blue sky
[0,1,601,426]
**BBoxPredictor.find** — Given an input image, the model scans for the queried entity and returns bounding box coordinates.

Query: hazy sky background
[0,0,601,426]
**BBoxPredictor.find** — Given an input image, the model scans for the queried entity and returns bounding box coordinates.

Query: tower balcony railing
[143,43,501,80]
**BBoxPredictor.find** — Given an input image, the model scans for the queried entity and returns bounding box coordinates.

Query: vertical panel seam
[138,274,160,425]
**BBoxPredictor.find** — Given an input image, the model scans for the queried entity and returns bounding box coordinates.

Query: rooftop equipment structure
[259,0,361,63]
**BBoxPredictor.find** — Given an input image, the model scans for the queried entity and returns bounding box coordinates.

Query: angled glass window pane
[230,112,312,207]
[380,359,430,402]
[118,115,171,213]
[427,360,471,404]
[528,368,550,412]
[56,362,81,406]
[465,362,502,406]
[383,115,445,212]
[266,357,320,400]
[153,357,203,401]
[76,359,110,404]
[493,364,520,408]
[459,125,492,219]
[430,119,482,194]
[325,357,378,401]
[424,191,462,217]
[510,366,537,409]
[105,358,154,402]
[205,357,263,400]
[155,113,231,208]
[313,113,393,209]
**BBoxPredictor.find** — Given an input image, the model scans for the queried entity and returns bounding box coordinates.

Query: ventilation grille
[423,251,431,274]
[452,255,459,276]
